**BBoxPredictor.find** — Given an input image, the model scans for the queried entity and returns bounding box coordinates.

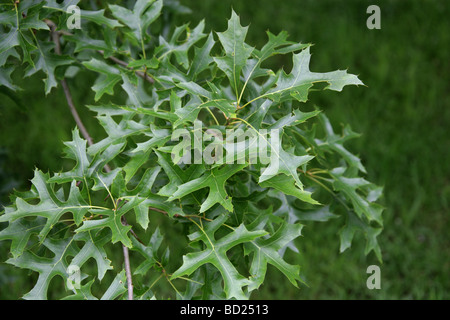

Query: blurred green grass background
[0,0,449,299]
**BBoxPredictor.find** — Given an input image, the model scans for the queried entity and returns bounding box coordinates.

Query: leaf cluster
[0,0,383,299]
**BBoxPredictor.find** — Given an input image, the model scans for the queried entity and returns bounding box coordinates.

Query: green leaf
[256,31,309,61]
[0,217,45,258]
[214,10,254,94]
[0,47,20,66]
[317,113,366,173]
[130,228,164,275]
[71,230,113,281]
[199,265,227,300]
[81,9,122,29]
[0,66,21,91]
[158,21,207,68]
[188,33,215,79]
[268,109,321,130]
[0,6,47,71]
[0,170,89,239]
[240,31,308,99]
[109,0,162,45]
[132,127,171,154]
[260,175,320,205]
[50,128,90,182]
[112,167,185,223]
[128,58,159,69]
[83,58,121,101]
[123,150,151,184]
[155,150,205,204]
[171,213,266,299]
[122,105,178,123]
[100,270,127,300]
[24,41,73,94]
[330,167,383,225]
[7,238,79,300]
[339,211,382,262]
[49,128,123,187]
[169,164,248,213]
[75,203,134,248]
[62,279,98,300]
[251,46,363,105]
[0,2,49,56]
[0,2,383,300]
[88,115,144,154]
[44,0,80,11]
[244,223,304,291]
[18,3,49,30]
[0,28,20,55]
[258,130,314,189]
[282,202,337,223]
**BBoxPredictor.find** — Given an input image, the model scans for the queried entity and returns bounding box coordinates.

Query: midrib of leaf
[215,251,234,287]
[238,59,258,106]
[36,205,110,213]
[84,176,92,205]
[185,169,203,206]
[242,73,354,110]
[178,98,228,123]
[237,38,281,106]
[97,173,117,210]
[232,19,239,100]
[189,218,215,250]
[240,53,304,109]
[138,23,146,59]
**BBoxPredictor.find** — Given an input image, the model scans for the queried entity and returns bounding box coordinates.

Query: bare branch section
[46,19,134,300]
[46,20,94,146]
[122,235,134,300]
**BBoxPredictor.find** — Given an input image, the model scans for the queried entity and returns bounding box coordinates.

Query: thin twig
[97,50,154,84]
[46,19,133,300]
[149,207,168,214]
[45,20,153,84]
[60,80,95,146]
[47,20,95,146]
